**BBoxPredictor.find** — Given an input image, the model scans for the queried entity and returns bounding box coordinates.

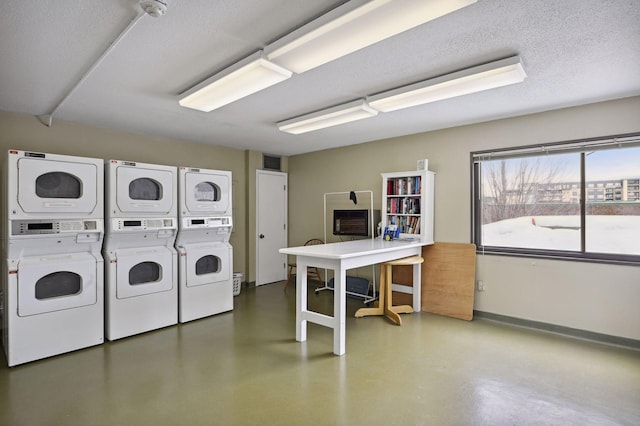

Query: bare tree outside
[477,146,640,255]
[481,154,577,225]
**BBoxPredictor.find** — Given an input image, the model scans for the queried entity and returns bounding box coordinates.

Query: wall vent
[263,154,281,171]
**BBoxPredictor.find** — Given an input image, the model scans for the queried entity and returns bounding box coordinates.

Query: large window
[472,134,640,264]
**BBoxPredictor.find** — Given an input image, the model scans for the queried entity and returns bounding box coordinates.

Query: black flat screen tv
[333,209,369,237]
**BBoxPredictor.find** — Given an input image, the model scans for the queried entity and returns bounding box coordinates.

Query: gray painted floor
[1,281,639,425]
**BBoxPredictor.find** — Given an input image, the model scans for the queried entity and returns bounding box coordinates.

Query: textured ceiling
[1,0,639,156]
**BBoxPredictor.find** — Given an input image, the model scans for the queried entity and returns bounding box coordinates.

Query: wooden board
[392,242,476,321]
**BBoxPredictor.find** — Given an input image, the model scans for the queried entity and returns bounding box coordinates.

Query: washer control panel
[112,217,176,231]
[11,219,103,235]
[182,216,232,230]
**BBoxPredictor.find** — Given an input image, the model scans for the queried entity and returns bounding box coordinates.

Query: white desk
[279,238,427,355]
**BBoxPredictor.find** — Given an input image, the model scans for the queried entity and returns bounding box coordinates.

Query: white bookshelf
[381,170,435,243]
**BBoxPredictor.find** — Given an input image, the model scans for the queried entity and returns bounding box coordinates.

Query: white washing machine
[2,150,104,367]
[103,160,178,341]
[176,167,233,323]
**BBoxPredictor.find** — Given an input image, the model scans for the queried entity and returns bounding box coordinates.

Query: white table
[279,238,428,355]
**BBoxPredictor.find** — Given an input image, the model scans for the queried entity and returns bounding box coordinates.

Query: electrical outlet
[477,280,485,291]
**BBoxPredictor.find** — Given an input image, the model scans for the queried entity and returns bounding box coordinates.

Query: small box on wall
[417,159,429,171]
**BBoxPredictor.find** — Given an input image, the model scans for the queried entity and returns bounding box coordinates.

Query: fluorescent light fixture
[178,51,292,112]
[278,100,378,134]
[179,1,476,111]
[368,56,527,112]
[266,0,476,73]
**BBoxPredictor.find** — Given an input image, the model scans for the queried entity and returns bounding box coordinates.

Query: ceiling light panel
[179,52,292,112]
[267,0,477,73]
[278,100,378,134]
[368,56,527,112]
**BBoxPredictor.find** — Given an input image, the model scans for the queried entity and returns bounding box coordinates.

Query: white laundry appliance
[1,150,104,366]
[103,160,178,340]
[176,167,233,323]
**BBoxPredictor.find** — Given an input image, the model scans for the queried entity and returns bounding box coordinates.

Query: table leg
[333,266,347,356]
[296,261,308,342]
[413,261,421,312]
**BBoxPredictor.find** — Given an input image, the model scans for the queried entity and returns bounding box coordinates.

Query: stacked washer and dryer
[176,167,234,323]
[1,153,236,365]
[103,160,179,341]
[1,150,105,367]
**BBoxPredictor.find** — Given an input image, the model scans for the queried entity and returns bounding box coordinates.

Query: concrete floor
[1,281,639,425]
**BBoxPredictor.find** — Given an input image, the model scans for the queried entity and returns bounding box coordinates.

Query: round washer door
[17,253,98,317]
[185,243,230,287]
[116,247,175,298]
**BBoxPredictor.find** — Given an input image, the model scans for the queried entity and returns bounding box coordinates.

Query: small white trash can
[233,273,243,296]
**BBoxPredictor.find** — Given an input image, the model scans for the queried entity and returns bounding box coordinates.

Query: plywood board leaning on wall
[392,242,476,321]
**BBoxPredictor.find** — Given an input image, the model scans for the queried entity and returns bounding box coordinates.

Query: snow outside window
[472,135,640,264]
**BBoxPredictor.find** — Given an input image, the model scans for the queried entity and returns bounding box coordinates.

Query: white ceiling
[1,0,639,156]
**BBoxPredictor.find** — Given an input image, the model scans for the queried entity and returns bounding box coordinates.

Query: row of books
[388,215,421,234]
[386,197,421,214]
[386,176,422,195]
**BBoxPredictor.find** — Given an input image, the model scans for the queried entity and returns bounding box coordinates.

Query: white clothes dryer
[5,150,103,221]
[176,167,233,323]
[106,159,177,219]
[2,150,104,366]
[103,160,178,340]
[179,167,232,217]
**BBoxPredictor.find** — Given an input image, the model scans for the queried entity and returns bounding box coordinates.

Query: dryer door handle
[44,202,75,207]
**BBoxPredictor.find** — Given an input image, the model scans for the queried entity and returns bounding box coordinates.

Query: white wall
[288,96,640,341]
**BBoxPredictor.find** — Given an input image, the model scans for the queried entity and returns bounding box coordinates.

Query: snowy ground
[482,215,640,255]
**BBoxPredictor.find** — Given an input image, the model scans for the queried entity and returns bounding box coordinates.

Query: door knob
[259,234,265,239]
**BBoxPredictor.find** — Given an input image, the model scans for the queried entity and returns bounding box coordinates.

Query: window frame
[471,133,640,266]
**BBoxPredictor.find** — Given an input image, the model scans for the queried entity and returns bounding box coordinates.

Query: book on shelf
[387,176,422,196]
[386,198,421,215]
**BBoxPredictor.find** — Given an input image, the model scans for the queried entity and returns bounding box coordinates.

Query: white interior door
[256,170,287,286]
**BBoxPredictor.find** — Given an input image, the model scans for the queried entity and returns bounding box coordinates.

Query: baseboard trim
[473,310,640,350]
